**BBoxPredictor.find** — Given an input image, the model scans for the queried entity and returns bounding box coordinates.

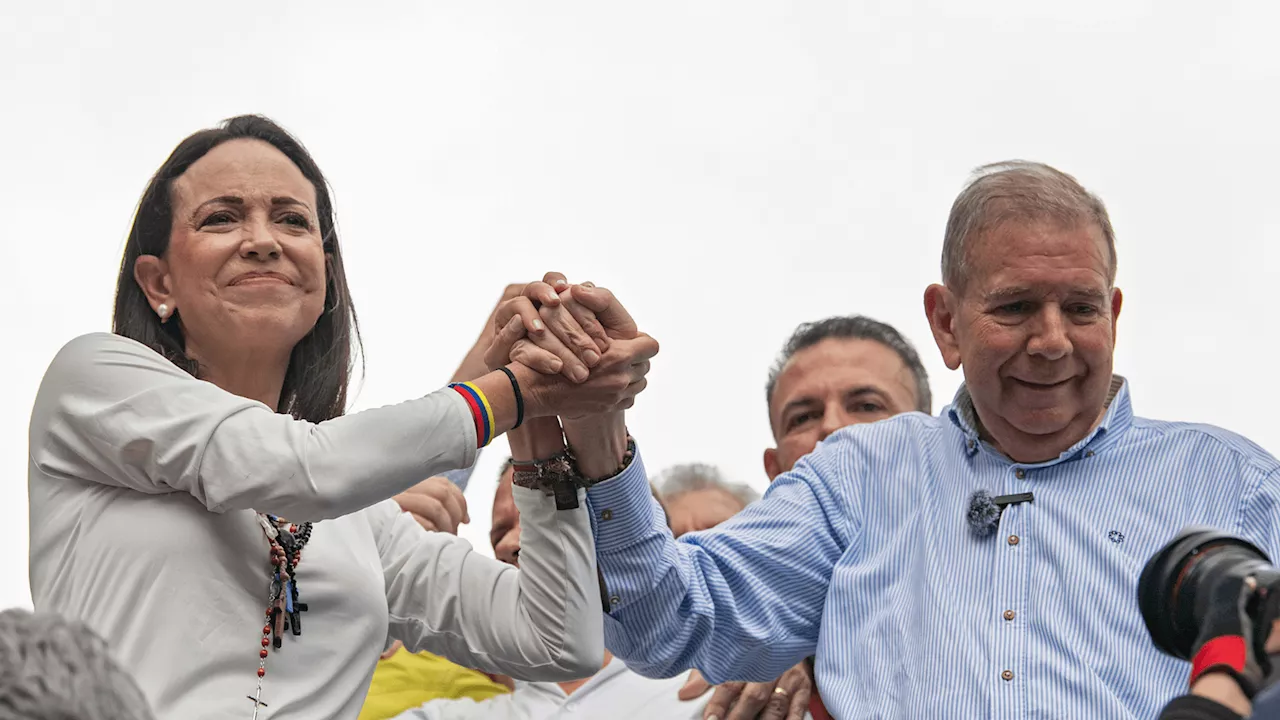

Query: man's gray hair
[941,160,1117,291]
[0,608,154,720]
[766,315,932,415]
[654,463,759,509]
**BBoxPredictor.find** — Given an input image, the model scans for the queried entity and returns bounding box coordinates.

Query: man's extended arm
[578,439,855,684]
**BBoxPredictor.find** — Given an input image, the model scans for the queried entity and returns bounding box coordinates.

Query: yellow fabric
[359,649,510,720]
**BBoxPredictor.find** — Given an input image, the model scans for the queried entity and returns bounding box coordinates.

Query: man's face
[489,466,521,567]
[765,337,919,479]
[665,489,745,537]
[925,220,1122,462]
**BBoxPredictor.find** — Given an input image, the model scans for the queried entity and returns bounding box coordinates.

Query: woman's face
[138,138,328,360]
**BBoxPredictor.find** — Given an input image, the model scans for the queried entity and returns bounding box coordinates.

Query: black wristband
[498,366,524,429]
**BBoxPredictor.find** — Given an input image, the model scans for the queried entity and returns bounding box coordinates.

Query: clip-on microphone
[967,490,1034,538]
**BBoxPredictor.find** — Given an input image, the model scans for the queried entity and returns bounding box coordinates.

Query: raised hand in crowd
[393,477,469,535]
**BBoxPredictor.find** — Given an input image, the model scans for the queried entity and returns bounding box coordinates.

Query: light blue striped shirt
[586,379,1280,719]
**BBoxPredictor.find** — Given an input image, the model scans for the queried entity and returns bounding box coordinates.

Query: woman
[27,115,658,719]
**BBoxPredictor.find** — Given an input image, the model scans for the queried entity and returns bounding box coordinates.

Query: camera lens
[1138,526,1272,660]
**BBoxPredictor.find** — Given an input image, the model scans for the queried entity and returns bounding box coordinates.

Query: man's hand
[514,334,657,421]
[483,273,641,382]
[485,273,608,381]
[679,665,812,720]
[392,476,469,535]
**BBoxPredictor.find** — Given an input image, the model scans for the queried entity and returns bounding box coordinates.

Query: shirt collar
[946,375,1131,463]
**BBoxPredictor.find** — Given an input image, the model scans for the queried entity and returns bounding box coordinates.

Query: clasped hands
[482,275,813,720]
[483,272,658,427]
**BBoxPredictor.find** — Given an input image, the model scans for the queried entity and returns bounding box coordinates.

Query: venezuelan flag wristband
[449,382,494,448]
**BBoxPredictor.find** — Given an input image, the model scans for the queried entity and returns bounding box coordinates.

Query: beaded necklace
[249,513,313,718]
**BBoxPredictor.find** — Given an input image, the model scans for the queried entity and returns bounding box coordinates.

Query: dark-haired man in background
[685,315,931,720]
[763,315,931,482]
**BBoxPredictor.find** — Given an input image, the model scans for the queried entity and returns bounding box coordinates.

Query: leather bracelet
[509,435,636,510]
[511,451,579,510]
[569,435,637,488]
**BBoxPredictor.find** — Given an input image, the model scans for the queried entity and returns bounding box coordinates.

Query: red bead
[262,638,270,647]
[263,625,271,635]
[260,649,269,658]
[257,667,266,677]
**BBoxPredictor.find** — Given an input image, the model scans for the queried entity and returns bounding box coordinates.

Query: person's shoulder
[823,410,946,453]
[795,412,943,483]
[46,332,171,377]
[32,333,187,432]
[1130,415,1279,477]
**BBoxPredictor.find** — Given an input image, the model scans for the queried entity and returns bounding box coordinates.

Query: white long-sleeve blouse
[27,333,603,719]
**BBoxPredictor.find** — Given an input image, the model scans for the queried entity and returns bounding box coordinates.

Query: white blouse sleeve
[372,487,604,682]
[29,332,477,521]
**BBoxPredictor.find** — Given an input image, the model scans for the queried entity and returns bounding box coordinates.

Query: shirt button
[601,509,614,521]
[1086,450,1095,458]
[609,595,621,606]
[565,702,577,712]
[1014,469,1026,479]
[1003,609,1016,621]
[1007,535,1020,546]
[1001,670,1014,681]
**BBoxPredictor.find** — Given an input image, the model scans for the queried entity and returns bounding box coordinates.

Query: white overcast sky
[2,1,1278,610]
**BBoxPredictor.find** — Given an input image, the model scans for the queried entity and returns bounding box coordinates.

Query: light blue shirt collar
[945,375,1130,464]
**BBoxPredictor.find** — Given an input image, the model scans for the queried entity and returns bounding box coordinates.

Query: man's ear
[1109,286,1123,344]
[924,283,962,370]
[763,448,782,482]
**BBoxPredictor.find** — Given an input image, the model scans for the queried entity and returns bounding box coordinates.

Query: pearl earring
[156,303,170,320]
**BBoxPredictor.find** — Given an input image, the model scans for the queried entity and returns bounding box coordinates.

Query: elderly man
[393,462,770,720]
[656,463,760,536]
[553,161,1280,718]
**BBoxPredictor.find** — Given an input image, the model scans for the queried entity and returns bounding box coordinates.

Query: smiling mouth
[230,273,292,286]
[1011,378,1073,390]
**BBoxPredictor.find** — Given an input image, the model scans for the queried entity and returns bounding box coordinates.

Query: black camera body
[1138,526,1277,660]
[1138,525,1280,698]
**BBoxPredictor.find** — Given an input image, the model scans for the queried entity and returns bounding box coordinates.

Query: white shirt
[394,657,705,720]
[27,333,603,720]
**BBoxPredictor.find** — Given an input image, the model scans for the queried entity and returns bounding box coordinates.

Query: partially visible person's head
[764,316,930,480]
[654,463,757,537]
[0,608,155,720]
[490,463,521,566]
[923,161,1122,463]
[492,461,670,566]
[114,115,360,422]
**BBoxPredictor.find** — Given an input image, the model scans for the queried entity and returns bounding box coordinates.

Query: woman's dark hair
[112,115,361,423]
